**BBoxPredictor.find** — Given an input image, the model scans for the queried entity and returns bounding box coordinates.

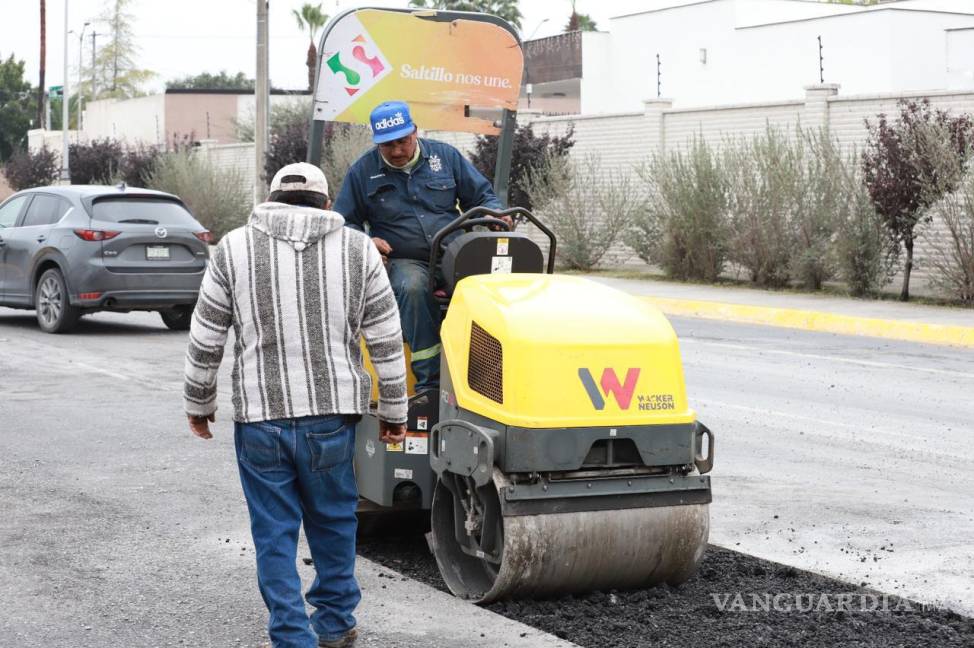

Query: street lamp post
[60,0,70,182]
[526,17,549,41]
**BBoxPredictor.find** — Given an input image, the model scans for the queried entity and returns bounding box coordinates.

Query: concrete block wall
[198,141,259,205]
[509,85,974,291]
[181,85,974,296]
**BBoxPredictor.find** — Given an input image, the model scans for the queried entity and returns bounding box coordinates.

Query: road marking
[647,296,974,348]
[681,338,974,380]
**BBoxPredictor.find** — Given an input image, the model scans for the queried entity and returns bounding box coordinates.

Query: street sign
[49,85,63,98]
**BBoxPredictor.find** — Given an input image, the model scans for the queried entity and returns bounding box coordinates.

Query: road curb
[644,297,974,348]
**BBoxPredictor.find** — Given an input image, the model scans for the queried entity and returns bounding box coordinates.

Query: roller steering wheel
[427,207,557,293]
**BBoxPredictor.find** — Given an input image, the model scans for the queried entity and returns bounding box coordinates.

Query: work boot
[319,628,357,648]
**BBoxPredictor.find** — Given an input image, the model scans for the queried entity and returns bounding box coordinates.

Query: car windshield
[92,198,199,227]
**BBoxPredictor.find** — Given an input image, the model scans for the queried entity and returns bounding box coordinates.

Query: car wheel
[35,269,81,334]
[160,305,194,331]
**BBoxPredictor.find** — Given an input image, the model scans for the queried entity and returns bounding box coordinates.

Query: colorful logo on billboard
[326,33,389,96]
[578,368,641,410]
[317,14,393,117]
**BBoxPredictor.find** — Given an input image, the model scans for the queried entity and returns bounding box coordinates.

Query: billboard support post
[493,108,516,207]
[308,119,325,167]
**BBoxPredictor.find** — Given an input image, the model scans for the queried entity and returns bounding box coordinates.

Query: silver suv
[0,185,210,333]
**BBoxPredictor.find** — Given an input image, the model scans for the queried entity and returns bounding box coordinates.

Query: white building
[525,0,974,115]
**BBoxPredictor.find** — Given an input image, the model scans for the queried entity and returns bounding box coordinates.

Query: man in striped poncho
[183,162,406,648]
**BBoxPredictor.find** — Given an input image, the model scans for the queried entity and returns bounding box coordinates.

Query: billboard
[313,9,524,135]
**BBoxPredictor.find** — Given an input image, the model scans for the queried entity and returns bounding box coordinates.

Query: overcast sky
[0,0,679,93]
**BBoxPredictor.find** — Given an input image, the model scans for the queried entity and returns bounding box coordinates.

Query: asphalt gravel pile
[357,533,974,648]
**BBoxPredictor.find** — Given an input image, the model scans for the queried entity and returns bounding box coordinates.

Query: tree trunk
[37,0,46,129]
[900,234,914,301]
[307,41,317,92]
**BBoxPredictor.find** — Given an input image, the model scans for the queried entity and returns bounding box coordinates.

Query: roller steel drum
[429,473,710,604]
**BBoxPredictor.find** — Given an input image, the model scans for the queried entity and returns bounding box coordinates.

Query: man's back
[184,202,408,426]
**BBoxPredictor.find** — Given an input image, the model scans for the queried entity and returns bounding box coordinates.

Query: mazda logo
[155,227,168,238]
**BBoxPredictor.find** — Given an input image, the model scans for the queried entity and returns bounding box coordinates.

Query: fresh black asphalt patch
[357,532,974,648]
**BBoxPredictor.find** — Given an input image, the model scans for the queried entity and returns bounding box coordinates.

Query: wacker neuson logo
[578,368,641,410]
[374,112,406,131]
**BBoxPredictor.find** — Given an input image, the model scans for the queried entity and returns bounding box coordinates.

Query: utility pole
[77,21,90,138]
[60,0,70,183]
[255,0,269,204]
[91,31,98,98]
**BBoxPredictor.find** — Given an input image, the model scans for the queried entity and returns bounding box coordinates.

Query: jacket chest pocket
[423,179,458,211]
[367,183,402,221]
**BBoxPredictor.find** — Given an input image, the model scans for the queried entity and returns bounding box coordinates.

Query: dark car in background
[0,185,211,333]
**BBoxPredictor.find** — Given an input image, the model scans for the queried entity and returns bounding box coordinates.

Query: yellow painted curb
[644,297,974,348]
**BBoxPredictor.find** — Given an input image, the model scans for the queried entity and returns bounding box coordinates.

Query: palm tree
[292,3,329,92]
[37,0,46,128]
[565,0,597,32]
[408,0,523,30]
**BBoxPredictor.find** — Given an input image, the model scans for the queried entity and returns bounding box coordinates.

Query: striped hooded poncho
[183,202,408,424]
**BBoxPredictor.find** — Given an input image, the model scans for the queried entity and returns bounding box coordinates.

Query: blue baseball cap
[369,101,416,144]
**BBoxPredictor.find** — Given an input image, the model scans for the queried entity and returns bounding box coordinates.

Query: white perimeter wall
[947,29,974,90]
[83,94,166,146]
[591,1,974,113]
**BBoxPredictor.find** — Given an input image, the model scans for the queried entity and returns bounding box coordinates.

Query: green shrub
[470,123,575,210]
[321,124,373,196]
[632,137,729,281]
[527,154,641,271]
[790,129,844,289]
[925,172,974,304]
[724,127,801,287]
[254,100,371,195]
[147,151,251,239]
[834,161,896,297]
[3,147,60,191]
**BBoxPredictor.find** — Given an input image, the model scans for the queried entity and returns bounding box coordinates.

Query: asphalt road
[0,306,971,646]
[671,316,974,615]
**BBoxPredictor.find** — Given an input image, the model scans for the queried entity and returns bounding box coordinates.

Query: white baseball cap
[269,162,329,197]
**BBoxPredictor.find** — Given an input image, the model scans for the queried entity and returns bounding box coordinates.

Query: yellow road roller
[355,206,715,603]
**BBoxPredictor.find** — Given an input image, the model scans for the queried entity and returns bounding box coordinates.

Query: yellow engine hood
[441,274,696,429]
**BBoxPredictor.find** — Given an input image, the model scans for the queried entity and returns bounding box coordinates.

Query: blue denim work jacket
[334,138,502,262]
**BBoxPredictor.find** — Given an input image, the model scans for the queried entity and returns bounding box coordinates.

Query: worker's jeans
[387,258,442,390]
[234,414,360,648]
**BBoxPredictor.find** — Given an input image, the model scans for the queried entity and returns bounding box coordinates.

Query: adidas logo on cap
[373,112,406,131]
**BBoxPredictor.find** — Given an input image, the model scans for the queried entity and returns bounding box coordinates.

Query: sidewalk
[350,556,579,648]
[586,275,974,347]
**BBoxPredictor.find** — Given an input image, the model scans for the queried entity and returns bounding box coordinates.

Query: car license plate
[146,245,170,260]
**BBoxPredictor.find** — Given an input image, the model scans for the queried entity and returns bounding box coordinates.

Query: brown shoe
[318,628,357,648]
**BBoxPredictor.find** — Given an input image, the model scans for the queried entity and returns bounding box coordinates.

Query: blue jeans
[234,415,361,648]
[387,258,441,390]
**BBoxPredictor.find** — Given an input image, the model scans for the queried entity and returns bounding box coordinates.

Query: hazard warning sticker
[386,442,403,452]
[405,435,429,455]
[491,256,513,274]
[496,238,509,255]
